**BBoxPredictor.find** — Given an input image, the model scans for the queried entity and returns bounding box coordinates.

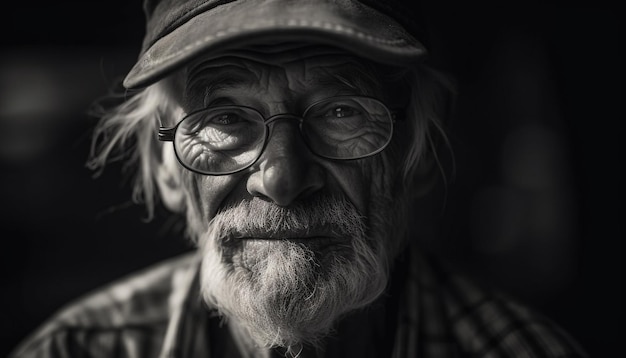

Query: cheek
[322,154,396,216]
[321,161,366,214]
[363,154,397,204]
[182,172,244,232]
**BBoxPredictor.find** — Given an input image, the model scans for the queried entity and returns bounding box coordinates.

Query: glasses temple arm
[158,126,176,141]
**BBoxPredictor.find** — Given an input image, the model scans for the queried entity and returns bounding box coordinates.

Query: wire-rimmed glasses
[158,95,399,175]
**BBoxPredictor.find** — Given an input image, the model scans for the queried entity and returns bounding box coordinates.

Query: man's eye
[209,112,242,125]
[324,106,360,118]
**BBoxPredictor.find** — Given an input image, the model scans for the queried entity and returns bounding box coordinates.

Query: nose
[246,119,325,206]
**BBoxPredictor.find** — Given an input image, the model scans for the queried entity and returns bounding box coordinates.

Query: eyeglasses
[158,95,400,175]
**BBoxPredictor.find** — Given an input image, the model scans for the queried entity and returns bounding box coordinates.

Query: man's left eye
[325,106,360,118]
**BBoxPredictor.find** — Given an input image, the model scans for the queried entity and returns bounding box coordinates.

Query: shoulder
[9,251,198,358]
[425,256,589,358]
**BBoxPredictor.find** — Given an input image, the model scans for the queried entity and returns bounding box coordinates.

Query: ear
[156,144,186,213]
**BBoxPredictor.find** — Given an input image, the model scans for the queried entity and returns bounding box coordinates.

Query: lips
[231,231,353,258]
[243,235,346,248]
[229,224,346,241]
[225,230,356,271]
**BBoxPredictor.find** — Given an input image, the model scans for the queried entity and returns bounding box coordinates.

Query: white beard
[196,194,392,350]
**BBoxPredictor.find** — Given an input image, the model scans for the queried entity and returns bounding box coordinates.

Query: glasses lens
[302,97,393,159]
[174,106,266,174]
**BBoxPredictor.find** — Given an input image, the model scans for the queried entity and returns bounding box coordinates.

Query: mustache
[209,194,366,240]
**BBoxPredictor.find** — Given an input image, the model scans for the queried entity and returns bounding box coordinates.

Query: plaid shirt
[10,243,588,358]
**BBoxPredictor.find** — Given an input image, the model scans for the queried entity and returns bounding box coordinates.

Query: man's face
[160,46,410,349]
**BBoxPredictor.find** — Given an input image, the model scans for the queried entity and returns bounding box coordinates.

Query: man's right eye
[208,112,243,125]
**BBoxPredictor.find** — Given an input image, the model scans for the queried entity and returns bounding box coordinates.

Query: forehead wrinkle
[185,60,260,108]
[212,61,295,112]
[306,61,382,97]
[281,60,309,103]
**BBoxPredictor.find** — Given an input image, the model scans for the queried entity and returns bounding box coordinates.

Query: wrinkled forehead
[169,44,384,89]
[161,43,409,111]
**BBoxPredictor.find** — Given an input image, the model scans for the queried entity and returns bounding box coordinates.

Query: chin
[196,199,390,349]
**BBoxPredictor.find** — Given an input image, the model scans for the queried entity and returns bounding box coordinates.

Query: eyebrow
[308,62,382,97]
[184,63,255,108]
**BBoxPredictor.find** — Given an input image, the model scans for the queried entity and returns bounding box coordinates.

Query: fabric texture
[123,0,427,89]
[9,243,589,358]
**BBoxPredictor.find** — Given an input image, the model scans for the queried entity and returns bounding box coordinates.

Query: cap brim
[123,0,426,89]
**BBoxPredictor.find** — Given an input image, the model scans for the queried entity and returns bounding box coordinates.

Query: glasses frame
[158,95,404,176]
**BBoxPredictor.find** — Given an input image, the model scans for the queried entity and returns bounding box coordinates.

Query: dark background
[1,2,621,356]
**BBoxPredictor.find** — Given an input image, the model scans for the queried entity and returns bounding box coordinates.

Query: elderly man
[10,0,588,357]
